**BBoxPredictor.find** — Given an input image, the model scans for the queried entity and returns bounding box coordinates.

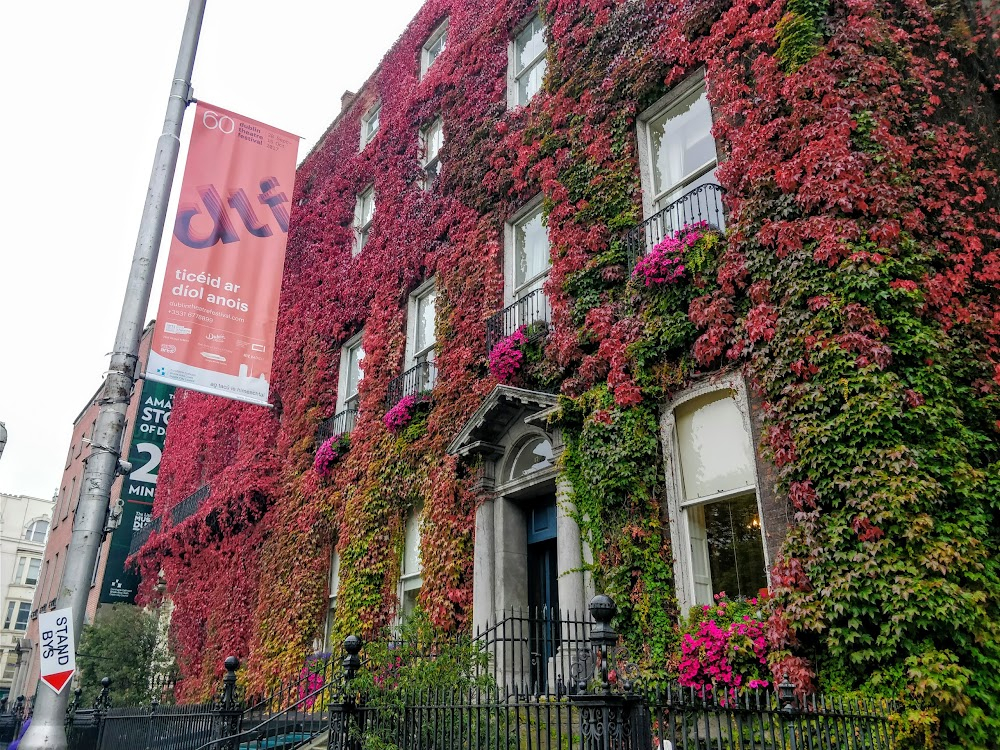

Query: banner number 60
[203,110,235,134]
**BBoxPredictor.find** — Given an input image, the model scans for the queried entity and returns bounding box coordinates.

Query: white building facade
[0,492,54,701]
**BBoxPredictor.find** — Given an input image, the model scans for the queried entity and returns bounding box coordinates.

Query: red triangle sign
[42,670,75,694]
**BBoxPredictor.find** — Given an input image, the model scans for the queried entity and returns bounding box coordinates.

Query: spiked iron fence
[0,694,26,746]
[67,597,894,750]
[339,598,892,750]
[473,607,592,696]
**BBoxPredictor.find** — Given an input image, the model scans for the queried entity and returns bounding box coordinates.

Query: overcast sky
[0,0,426,499]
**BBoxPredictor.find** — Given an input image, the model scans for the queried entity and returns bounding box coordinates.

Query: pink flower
[676,593,771,697]
[385,394,427,434]
[488,328,528,382]
[631,223,708,287]
[314,433,349,477]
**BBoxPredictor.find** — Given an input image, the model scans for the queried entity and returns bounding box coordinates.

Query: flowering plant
[384,394,430,435]
[298,653,331,708]
[632,222,710,287]
[314,433,350,477]
[676,593,771,695]
[488,328,528,382]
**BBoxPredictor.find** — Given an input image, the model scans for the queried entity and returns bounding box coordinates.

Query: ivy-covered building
[132,0,1000,745]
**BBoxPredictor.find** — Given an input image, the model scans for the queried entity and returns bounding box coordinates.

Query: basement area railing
[68,596,895,750]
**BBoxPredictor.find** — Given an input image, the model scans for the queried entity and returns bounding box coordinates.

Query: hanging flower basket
[384,394,431,435]
[676,593,771,698]
[314,432,351,477]
[488,327,528,382]
[632,221,710,287]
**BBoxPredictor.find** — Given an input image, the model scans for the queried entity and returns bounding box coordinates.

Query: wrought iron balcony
[317,408,357,443]
[385,360,437,409]
[485,288,550,354]
[129,516,161,557]
[170,484,211,526]
[622,182,725,272]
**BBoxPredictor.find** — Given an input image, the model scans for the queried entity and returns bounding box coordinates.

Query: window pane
[360,191,375,226]
[325,601,337,651]
[346,344,365,398]
[703,495,767,599]
[515,17,545,74]
[415,290,436,352]
[517,58,547,104]
[402,512,421,577]
[649,87,716,199]
[514,208,549,288]
[15,558,26,582]
[15,603,30,630]
[510,438,553,480]
[401,588,419,620]
[423,120,443,165]
[427,28,446,66]
[363,106,380,143]
[3,602,14,629]
[676,391,754,502]
[323,551,340,649]
[329,550,340,594]
[26,558,41,585]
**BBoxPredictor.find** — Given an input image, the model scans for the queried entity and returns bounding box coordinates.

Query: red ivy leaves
[138,2,1000,736]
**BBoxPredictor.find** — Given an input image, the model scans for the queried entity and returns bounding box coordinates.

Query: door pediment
[447,385,558,458]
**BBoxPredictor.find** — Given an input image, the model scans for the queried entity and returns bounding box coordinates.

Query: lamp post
[19,2,207,747]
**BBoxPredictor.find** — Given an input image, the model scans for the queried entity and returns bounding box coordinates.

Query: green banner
[99,380,175,603]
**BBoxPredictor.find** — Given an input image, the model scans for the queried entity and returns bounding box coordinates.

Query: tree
[76,605,159,706]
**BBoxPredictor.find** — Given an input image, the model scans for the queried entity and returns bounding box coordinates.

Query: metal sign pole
[19,1,206,746]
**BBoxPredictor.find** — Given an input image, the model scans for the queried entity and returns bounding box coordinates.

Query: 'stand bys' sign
[38,608,76,694]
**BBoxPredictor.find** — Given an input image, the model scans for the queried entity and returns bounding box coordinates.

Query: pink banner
[148,103,298,406]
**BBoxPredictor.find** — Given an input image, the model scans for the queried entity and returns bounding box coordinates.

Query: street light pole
[19,1,207,747]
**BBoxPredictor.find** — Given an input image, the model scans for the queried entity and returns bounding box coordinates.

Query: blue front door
[526,497,559,693]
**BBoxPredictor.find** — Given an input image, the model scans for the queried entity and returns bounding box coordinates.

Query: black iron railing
[128,517,161,556]
[0,696,26,745]
[385,360,437,409]
[170,485,210,526]
[196,653,346,750]
[473,607,592,696]
[343,681,892,750]
[67,659,245,750]
[317,409,357,443]
[68,598,894,750]
[95,703,222,750]
[647,683,893,749]
[623,182,726,272]
[485,288,550,354]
